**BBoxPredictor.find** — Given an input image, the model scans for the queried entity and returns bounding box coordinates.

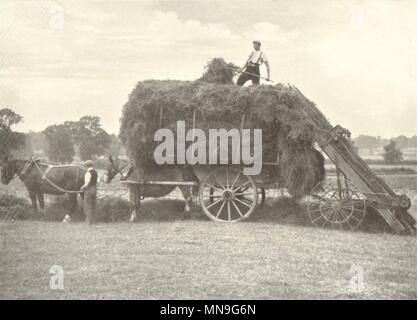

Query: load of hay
[119,58,326,198]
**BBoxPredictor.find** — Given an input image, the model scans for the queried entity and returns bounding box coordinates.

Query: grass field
[1,166,416,300]
[1,208,416,300]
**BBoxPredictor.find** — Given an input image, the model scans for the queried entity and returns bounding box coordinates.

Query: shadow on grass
[137,196,392,234]
[0,191,393,234]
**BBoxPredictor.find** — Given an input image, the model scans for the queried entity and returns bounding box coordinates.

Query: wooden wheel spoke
[230,171,241,190]
[231,200,243,217]
[227,201,231,221]
[312,207,333,219]
[233,180,250,192]
[237,196,255,205]
[344,208,366,214]
[213,174,226,190]
[239,186,250,193]
[204,182,224,192]
[341,209,361,222]
[234,192,256,197]
[206,198,223,210]
[338,209,350,220]
[234,197,253,208]
[215,201,226,218]
[312,194,334,202]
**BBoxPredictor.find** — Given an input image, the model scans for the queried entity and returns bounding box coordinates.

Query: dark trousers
[84,185,97,224]
[237,66,260,86]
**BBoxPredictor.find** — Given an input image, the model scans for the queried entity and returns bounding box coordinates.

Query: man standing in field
[80,160,98,224]
[237,40,271,86]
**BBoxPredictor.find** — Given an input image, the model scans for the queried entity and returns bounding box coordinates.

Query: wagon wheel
[209,186,265,206]
[200,168,258,222]
[307,178,366,230]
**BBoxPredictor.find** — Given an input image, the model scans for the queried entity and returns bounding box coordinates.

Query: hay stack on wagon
[120,59,325,199]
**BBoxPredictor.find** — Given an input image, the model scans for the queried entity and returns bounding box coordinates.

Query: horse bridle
[12,159,35,181]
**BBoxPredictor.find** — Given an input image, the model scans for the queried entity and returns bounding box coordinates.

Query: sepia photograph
[0,0,416,305]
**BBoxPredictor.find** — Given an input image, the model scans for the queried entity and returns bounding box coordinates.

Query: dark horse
[105,156,198,221]
[0,156,86,219]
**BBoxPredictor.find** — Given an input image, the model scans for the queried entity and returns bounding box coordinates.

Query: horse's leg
[129,186,141,222]
[29,191,38,213]
[37,193,45,210]
[178,186,192,219]
[68,193,78,212]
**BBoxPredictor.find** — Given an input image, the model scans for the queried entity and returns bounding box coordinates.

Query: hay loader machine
[289,86,416,234]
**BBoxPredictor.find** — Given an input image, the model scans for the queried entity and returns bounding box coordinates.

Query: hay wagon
[121,98,416,234]
[121,106,278,222]
[120,81,416,234]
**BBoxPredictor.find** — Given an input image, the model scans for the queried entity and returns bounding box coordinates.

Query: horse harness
[19,159,84,194]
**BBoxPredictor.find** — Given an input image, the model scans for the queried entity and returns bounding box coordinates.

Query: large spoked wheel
[307,178,366,230]
[199,168,258,222]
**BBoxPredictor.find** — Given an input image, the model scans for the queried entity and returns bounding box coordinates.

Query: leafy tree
[354,135,381,150]
[395,135,408,149]
[0,108,23,129]
[27,131,47,153]
[383,140,403,163]
[0,108,26,157]
[66,116,110,161]
[43,124,75,163]
[106,134,125,157]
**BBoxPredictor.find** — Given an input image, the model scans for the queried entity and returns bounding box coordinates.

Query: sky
[0,0,416,138]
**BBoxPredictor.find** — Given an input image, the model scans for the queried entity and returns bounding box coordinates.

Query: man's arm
[265,61,271,81]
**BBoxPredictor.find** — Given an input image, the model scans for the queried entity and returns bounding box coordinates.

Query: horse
[0,156,86,220]
[104,156,198,222]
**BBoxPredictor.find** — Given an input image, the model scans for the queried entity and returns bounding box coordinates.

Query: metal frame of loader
[289,85,416,235]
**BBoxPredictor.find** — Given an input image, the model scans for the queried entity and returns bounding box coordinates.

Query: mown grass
[1,204,416,300]
[1,169,416,299]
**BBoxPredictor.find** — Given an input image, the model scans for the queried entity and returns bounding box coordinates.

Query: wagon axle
[222,189,234,201]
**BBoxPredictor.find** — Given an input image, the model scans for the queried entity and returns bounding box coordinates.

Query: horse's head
[103,156,130,183]
[0,156,18,185]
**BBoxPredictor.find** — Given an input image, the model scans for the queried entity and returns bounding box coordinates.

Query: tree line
[353,135,417,150]
[0,108,123,163]
[0,107,413,164]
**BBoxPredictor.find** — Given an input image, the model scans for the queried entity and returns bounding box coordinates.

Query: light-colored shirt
[81,167,94,189]
[247,50,268,65]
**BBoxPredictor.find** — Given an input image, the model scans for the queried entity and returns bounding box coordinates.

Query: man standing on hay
[237,40,271,86]
[80,160,98,224]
